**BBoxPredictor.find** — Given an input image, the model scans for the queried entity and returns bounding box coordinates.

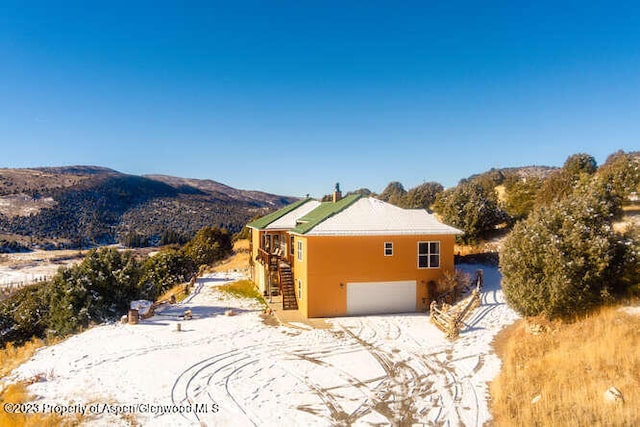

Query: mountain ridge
[0,166,296,248]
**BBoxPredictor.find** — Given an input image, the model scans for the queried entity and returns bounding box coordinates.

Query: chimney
[332,182,342,203]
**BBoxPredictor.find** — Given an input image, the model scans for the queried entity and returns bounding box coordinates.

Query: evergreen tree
[503,176,543,220]
[563,153,597,177]
[500,178,635,318]
[433,181,509,243]
[182,226,233,267]
[378,181,407,206]
[138,249,195,300]
[400,182,443,209]
[598,150,640,199]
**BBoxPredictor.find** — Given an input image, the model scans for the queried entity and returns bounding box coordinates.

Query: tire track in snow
[167,270,512,426]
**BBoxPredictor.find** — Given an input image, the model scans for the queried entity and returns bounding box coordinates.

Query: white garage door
[347,281,417,315]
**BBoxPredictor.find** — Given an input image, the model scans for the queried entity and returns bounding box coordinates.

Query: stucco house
[247,186,462,318]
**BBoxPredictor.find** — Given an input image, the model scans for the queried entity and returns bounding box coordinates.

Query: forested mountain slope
[0,166,295,248]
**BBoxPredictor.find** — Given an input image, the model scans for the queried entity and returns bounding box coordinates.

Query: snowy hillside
[10,266,518,426]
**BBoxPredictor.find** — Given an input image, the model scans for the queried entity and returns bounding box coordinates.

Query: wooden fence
[430,269,483,339]
[0,275,51,300]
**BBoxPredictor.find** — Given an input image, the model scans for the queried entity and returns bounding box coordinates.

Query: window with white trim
[297,279,302,300]
[418,241,440,268]
[297,240,303,262]
[384,242,393,256]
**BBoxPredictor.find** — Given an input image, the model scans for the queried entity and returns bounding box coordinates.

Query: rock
[604,386,624,404]
[531,394,542,404]
[225,309,235,317]
[525,321,546,335]
[120,314,128,324]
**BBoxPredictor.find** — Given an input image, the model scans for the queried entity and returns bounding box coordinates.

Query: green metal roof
[291,194,361,234]
[246,198,313,230]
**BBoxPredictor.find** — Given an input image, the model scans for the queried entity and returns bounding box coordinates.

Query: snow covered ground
[9,265,519,426]
[0,250,80,289]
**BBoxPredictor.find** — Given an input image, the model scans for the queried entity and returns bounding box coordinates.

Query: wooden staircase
[278,263,298,310]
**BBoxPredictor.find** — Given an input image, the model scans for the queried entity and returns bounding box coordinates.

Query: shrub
[598,150,640,199]
[503,176,542,220]
[399,182,444,210]
[536,153,598,206]
[0,285,49,346]
[46,248,142,335]
[563,152,597,177]
[138,249,196,300]
[378,181,407,206]
[182,226,232,267]
[433,181,510,243]
[500,179,634,318]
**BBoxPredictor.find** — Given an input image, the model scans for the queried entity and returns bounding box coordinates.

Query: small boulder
[531,394,542,404]
[604,386,624,404]
[525,321,546,335]
[225,309,236,317]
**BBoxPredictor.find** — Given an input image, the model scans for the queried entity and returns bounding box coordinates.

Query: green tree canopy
[47,247,141,335]
[182,226,232,267]
[536,153,599,206]
[563,153,597,177]
[503,176,543,220]
[400,182,444,210]
[500,179,635,319]
[433,181,509,243]
[598,150,640,199]
[139,249,195,300]
[378,181,407,206]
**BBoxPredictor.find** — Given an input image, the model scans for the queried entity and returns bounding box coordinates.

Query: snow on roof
[304,197,463,236]
[265,200,321,230]
[247,198,314,230]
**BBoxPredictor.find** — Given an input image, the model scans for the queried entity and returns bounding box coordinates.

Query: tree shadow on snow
[153,304,259,320]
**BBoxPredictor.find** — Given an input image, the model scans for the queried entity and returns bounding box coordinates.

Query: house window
[384,242,393,256]
[290,236,295,256]
[297,241,303,261]
[297,279,303,300]
[418,241,440,268]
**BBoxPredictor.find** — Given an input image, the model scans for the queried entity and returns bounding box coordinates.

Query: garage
[346,281,417,315]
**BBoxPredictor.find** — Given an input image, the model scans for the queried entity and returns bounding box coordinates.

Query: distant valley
[0,166,296,249]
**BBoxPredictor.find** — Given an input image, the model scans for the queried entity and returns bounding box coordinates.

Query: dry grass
[217,280,265,305]
[0,382,69,426]
[0,338,73,426]
[0,338,47,378]
[156,283,189,304]
[491,306,640,426]
[209,239,250,273]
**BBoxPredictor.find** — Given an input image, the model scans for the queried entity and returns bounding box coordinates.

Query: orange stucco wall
[295,234,456,318]
[292,235,309,317]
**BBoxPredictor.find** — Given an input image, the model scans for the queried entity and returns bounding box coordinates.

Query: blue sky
[1,1,639,198]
